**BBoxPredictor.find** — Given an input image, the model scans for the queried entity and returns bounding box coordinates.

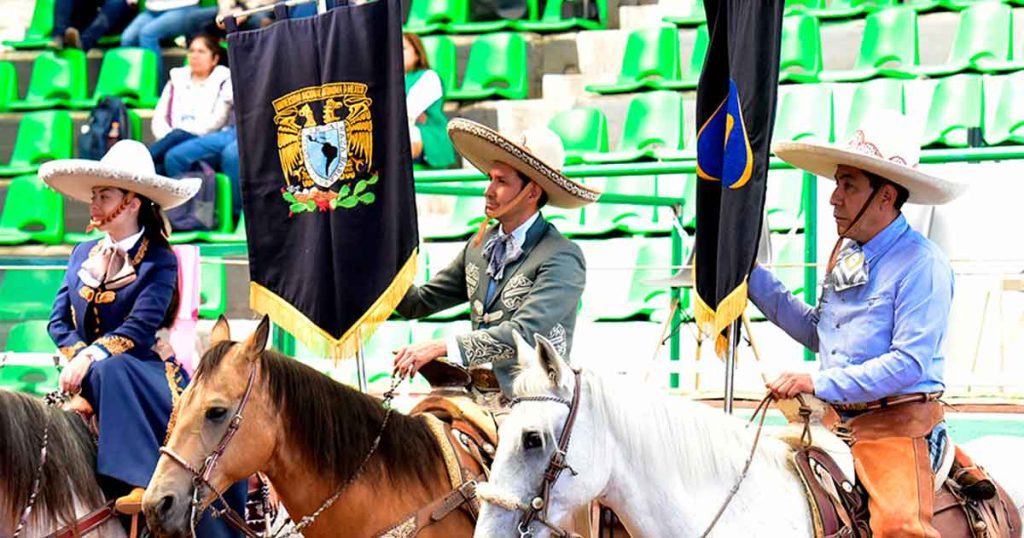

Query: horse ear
[533,334,564,387]
[210,315,231,346]
[244,315,271,358]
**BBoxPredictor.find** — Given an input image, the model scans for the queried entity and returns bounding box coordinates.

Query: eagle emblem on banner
[272,82,377,215]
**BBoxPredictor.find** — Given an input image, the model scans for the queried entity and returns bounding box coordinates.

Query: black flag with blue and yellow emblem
[227,0,418,359]
[694,0,784,354]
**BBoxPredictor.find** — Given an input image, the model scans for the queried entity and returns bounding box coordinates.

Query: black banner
[693,0,784,354]
[227,0,418,358]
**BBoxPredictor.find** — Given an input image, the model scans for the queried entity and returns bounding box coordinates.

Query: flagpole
[355,326,369,394]
[723,319,739,414]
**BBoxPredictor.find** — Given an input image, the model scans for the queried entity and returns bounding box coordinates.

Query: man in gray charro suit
[393,118,601,396]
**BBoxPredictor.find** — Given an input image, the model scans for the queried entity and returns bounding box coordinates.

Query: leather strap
[45,501,117,538]
[831,391,942,413]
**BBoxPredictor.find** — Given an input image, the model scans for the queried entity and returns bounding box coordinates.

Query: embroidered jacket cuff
[93,335,135,357]
[59,341,87,360]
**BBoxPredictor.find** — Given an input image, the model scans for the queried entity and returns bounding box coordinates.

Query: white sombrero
[39,140,201,209]
[448,118,602,209]
[773,110,966,205]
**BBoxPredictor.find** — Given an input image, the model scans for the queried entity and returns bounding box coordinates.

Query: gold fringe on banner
[249,249,418,363]
[692,257,750,357]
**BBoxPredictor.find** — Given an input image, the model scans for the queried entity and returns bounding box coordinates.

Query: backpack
[78,96,131,160]
[165,161,219,232]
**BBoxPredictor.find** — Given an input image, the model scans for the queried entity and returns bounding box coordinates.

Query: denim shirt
[748,215,954,403]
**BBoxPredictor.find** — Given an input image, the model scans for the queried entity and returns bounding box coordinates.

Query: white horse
[474,336,1024,537]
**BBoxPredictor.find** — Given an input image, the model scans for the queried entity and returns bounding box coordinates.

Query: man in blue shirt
[751,111,990,537]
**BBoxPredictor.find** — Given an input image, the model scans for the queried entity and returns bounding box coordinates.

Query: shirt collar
[498,211,540,245]
[861,214,907,264]
[103,227,145,251]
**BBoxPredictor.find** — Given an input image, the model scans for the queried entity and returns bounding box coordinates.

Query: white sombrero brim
[448,119,601,209]
[39,160,201,209]
[773,141,966,205]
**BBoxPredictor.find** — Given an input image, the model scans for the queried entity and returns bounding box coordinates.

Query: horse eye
[522,431,543,450]
[205,407,229,422]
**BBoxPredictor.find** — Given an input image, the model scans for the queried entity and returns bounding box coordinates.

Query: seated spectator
[149,34,232,176]
[213,0,278,31]
[52,0,137,51]
[121,0,217,79]
[403,33,456,169]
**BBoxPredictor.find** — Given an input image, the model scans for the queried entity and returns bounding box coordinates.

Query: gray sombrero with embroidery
[773,110,966,205]
[448,118,602,209]
[39,139,201,209]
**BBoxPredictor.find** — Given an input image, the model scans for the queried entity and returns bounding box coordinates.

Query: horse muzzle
[142,486,193,538]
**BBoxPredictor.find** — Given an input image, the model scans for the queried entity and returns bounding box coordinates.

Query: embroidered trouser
[844,401,944,538]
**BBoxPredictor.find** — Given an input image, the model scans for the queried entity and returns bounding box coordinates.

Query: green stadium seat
[0,268,64,320]
[649,24,708,91]
[663,0,705,26]
[0,111,74,178]
[198,261,227,319]
[419,35,458,95]
[404,0,468,34]
[69,48,160,109]
[809,0,898,19]
[0,174,65,245]
[448,33,528,101]
[9,49,88,111]
[5,320,56,352]
[203,213,247,243]
[585,27,680,94]
[819,7,920,82]
[921,74,983,148]
[543,204,588,236]
[765,169,806,232]
[677,174,698,231]
[985,72,1024,145]
[778,13,823,84]
[785,0,826,13]
[918,3,1019,76]
[774,84,832,142]
[583,91,686,163]
[548,107,609,165]
[514,0,608,31]
[2,0,55,49]
[939,0,1008,10]
[576,177,659,235]
[0,62,19,112]
[841,78,905,141]
[0,357,60,397]
[581,238,674,320]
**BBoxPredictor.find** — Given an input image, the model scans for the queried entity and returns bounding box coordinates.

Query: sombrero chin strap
[86,192,136,233]
[826,186,881,272]
[472,181,537,246]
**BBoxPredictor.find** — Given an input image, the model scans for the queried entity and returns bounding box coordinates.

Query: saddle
[775,395,1021,538]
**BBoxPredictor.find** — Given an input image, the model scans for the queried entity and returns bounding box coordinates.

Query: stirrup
[953,464,997,501]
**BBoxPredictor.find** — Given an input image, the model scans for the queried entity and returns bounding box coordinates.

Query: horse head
[143,315,277,537]
[475,333,610,538]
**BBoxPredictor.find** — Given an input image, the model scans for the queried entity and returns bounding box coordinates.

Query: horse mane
[194,342,444,487]
[0,389,106,530]
[513,366,794,483]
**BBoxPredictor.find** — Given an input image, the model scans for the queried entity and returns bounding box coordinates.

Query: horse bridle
[158,361,400,538]
[159,359,261,537]
[506,369,584,538]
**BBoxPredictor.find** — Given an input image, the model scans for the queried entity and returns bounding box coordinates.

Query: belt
[831,391,942,412]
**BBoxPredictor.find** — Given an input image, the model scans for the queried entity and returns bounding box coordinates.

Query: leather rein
[506,369,584,538]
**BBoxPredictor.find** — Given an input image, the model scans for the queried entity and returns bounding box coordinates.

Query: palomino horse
[143,316,484,537]
[475,335,1024,537]
[0,389,126,538]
